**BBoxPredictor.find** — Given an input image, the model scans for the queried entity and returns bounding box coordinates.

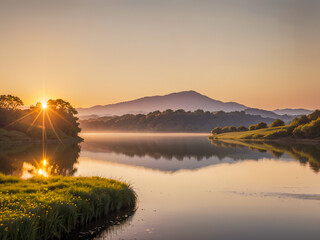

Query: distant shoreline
[80,131,210,135]
[209,137,320,145]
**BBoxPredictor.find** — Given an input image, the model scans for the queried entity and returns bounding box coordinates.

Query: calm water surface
[1,133,320,240]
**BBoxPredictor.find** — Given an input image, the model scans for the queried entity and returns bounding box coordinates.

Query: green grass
[209,126,292,140]
[0,174,136,240]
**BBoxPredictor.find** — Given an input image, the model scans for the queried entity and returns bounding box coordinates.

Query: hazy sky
[0,0,319,109]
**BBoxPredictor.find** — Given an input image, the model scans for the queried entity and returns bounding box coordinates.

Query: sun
[41,102,47,109]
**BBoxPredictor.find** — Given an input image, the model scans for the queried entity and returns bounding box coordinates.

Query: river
[1,133,320,240]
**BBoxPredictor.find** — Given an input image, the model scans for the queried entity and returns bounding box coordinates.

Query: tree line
[211,110,320,139]
[80,109,274,132]
[0,94,81,141]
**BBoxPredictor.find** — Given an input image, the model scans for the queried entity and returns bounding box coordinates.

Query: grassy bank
[209,126,320,142]
[0,174,136,240]
[209,111,320,141]
[209,126,290,140]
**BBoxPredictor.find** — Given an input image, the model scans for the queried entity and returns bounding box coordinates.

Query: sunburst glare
[41,102,47,109]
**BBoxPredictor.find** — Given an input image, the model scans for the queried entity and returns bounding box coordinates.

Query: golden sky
[0,0,319,110]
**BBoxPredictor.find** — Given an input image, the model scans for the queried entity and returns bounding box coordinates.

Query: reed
[0,174,136,240]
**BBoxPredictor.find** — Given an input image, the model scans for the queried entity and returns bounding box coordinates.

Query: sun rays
[45,111,63,144]
[5,99,71,168]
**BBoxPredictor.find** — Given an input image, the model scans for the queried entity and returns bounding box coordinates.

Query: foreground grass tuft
[0,174,136,240]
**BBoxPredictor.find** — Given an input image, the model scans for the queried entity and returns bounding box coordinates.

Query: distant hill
[244,108,295,123]
[77,91,247,118]
[77,91,306,123]
[273,108,313,116]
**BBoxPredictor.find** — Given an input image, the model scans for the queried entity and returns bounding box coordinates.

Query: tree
[211,127,222,134]
[229,126,237,132]
[175,109,186,114]
[194,109,204,114]
[221,126,229,133]
[47,99,78,115]
[270,119,285,127]
[249,125,256,131]
[0,95,23,110]
[293,117,320,138]
[291,115,311,126]
[30,99,81,137]
[237,126,248,131]
[308,110,320,121]
[255,122,268,129]
[163,109,174,114]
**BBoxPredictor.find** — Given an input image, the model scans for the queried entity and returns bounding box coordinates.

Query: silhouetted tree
[270,119,285,127]
[211,127,223,134]
[194,109,204,114]
[0,95,23,110]
[5,98,81,139]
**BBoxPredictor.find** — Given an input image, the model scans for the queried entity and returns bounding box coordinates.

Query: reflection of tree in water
[0,142,80,176]
[212,140,320,173]
[81,137,274,162]
[271,143,320,173]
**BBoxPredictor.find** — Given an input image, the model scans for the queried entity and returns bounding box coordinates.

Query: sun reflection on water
[21,159,51,178]
[37,159,50,177]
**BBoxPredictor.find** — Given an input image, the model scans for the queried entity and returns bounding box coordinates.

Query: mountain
[273,108,313,116]
[77,91,247,118]
[244,108,295,123]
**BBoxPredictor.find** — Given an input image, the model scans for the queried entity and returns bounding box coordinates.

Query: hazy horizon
[1,0,319,110]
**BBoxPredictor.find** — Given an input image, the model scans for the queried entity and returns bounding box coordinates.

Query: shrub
[237,126,248,131]
[270,119,285,127]
[265,129,291,139]
[308,110,320,121]
[293,117,320,138]
[249,125,256,131]
[221,127,229,133]
[211,127,222,134]
[290,115,311,127]
[229,126,237,132]
[255,122,268,129]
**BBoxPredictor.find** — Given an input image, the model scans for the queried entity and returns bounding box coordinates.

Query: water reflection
[76,134,320,240]
[1,134,320,239]
[1,134,319,175]
[210,140,320,173]
[80,134,320,173]
[0,142,80,177]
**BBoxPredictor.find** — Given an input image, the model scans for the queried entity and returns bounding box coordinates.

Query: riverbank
[0,174,136,240]
[208,126,320,143]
